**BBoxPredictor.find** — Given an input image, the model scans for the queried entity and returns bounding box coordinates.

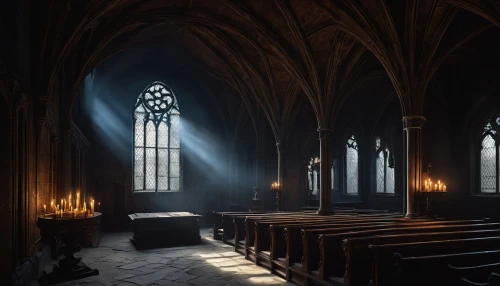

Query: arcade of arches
[2,0,500,285]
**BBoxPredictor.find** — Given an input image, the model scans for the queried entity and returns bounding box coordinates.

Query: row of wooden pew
[212,209,500,286]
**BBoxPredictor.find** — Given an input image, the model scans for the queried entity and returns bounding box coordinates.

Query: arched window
[133,82,181,192]
[346,135,358,194]
[480,120,498,193]
[307,157,319,195]
[375,137,395,194]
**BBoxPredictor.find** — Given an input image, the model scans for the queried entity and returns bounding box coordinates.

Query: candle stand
[271,182,281,211]
[419,191,447,218]
[36,212,102,285]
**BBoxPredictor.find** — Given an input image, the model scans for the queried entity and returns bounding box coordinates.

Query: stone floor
[42,229,293,286]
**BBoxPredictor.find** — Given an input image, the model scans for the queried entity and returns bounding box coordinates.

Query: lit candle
[91,200,94,216]
[76,192,80,210]
[43,205,46,217]
[434,184,437,191]
[51,201,54,213]
[83,202,86,212]
[443,185,446,192]
[61,199,63,210]
[98,202,100,212]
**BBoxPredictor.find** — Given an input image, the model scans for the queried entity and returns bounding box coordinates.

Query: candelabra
[421,171,448,217]
[271,182,281,211]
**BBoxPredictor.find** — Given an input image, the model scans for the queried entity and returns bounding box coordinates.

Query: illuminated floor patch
[42,228,293,286]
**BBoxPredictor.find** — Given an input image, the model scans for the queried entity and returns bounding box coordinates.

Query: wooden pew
[317,222,500,285]
[222,211,301,244]
[287,221,450,285]
[215,209,402,241]
[276,218,427,268]
[394,251,500,286]
[297,220,486,279]
[449,263,500,286]
[242,212,401,254]
[369,237,500,286]
[257,218,408,274]
[342,226,500,286]
[212,211,268,240]
[251,214,406,259]
[240,214,333,254]
[271,218,408,262]
[459,272,500,286]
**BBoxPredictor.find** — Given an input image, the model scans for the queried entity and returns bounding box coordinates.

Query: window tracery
[346,135,358,194]
[375,137,395,194]
[480,118,500,194]
[133,82,181,192]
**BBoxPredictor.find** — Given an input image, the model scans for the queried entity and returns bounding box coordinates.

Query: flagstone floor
[45,229,293,286]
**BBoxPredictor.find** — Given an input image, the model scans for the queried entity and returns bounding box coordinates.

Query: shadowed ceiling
[34,0,500,141]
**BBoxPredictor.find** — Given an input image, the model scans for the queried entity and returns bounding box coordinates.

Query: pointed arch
[133,81,182,192]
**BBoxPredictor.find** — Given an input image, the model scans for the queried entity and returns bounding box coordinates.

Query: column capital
[402,115,426,129]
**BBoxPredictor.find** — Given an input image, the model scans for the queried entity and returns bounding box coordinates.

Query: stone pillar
[276,143,285,211]
[403,115,426,218]
[317,129,334,215]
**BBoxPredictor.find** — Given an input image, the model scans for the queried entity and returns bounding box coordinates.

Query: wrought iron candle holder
[271,182,281,211]
[420,173,447,217]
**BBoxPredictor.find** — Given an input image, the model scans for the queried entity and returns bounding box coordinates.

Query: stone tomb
[128,212,201,249]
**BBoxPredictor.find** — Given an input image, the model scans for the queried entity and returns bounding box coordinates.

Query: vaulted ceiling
[35,0,500,142]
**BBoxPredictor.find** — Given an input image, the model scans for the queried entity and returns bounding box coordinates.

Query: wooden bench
[341,225,500,286]
[212,211,268,239]
[394,251,500,286]
[251,215,406,260]
[221,211,302,243]
[299,220,484,275]
[458,271,500,286]
[287,221,444,285]
[370,237,500,286]
[242,213,402,255]
[317,222,500,285]
[260,218,410,277]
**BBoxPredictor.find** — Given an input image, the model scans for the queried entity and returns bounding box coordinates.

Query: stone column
[276,143,285,211]
[403,116,426,218]
[318,129,334,215]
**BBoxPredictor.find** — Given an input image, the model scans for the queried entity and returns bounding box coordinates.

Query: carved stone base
[405,213,420,219]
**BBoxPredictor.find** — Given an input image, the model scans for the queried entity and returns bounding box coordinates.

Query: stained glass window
[312,169,319,195]
[376,150,385,193]
[133,82,181,192]
[481,133,496,193]
[346,135,358,194]
[331,163,334,190]
[375,137,395,194]
[307,157,320,195]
